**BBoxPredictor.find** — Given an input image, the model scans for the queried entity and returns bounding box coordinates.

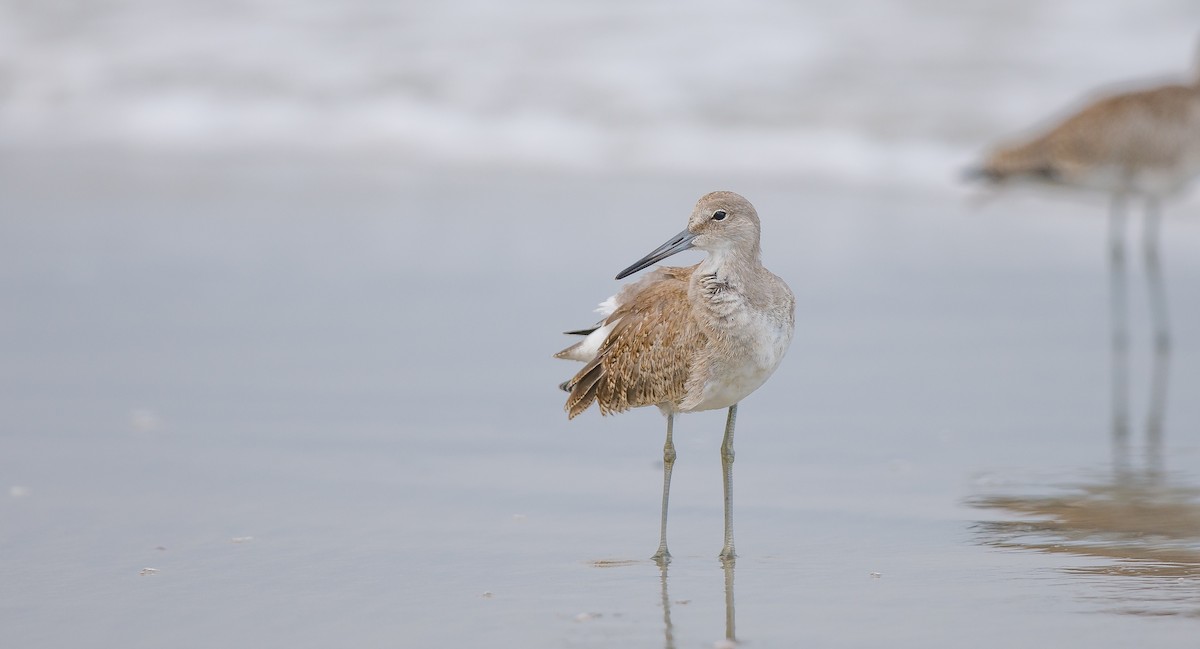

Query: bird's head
[614,191,763,280]
[964,140,1065,187]
[685,191,762,255]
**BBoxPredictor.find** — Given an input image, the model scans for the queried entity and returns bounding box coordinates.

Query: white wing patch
[557,273,664,364]
[558,318,620,362]
[596,294,619,317]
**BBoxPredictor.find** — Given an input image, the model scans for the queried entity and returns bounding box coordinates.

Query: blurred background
[2,0,1196,180]
[2,1,1200,647]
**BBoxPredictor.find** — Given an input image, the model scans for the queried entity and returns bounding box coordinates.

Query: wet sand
[1,154,1199,647]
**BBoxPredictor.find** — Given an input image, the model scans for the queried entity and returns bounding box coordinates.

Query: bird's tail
[563,359,605,419]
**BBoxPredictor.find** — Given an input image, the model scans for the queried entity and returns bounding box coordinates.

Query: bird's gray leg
[1109,192,1131,477]
[718,404,738,562]
[652,414,676,565]
[1142,196,1170,478]
[1142,196,1170,352]
[722,551,737,641]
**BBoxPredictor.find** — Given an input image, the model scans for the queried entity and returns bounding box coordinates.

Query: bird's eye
[712,210,727,221]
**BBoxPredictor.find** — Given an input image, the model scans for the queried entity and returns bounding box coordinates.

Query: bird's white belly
[1132,163,1200,195]
[688,316,792,412]
[1071,161,1200,196]
[691,361,774,412]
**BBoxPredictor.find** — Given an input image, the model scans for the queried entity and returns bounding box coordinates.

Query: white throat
[697,244,758,279]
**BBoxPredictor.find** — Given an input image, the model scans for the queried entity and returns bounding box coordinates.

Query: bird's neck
[697,245,762,282]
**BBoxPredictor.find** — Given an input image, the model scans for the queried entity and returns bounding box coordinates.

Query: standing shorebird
[966,45,1200,342]
[555,191,795,564]
[967,44,1200,453]
[967,63,1200,219]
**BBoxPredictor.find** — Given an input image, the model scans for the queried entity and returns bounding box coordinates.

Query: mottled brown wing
[1051,85,1197,167]
[564,267,701,419]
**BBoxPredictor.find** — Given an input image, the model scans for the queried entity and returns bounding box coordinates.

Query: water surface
[2,154,1199,646]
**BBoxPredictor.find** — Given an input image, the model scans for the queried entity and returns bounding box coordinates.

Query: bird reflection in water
[656,559,737,649]
[970,246,1200,616]
[1109,193,1171,480]
[592,558,736,649]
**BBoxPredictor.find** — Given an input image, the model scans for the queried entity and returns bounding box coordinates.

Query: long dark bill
[615,229,696,280]
[961,165,999,182]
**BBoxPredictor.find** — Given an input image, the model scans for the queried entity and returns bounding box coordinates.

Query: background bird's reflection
[970,233,1200,615]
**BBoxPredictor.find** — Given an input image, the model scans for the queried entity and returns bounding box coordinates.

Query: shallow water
[1,154,1199,646]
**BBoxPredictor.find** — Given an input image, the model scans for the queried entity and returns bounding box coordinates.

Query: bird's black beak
[962,166,999,183]
[615,229,697,280]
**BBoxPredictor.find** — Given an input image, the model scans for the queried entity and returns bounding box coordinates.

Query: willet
[966,43,1200,342]
[555,191,795,564]
[967,44,1200,451]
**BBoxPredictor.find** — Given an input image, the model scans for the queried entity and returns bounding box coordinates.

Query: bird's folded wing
[563,267,701,418]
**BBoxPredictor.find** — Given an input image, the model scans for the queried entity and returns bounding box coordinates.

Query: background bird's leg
[652,413,676,565]
[1142,196,1170,352]
[719,404,738,561]
[1109,192,1131,479]
[1142,196,1170,479]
